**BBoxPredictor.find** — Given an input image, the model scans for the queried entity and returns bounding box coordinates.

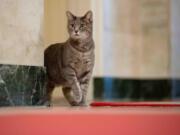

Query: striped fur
[40,11,94,106]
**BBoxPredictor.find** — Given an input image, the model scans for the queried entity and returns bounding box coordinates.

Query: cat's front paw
[79,102,88,107]
[72,88,82,103]
[70,101,80,106]
[70,101,88,107]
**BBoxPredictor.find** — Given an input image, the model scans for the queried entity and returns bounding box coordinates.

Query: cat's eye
[70,24,74,27]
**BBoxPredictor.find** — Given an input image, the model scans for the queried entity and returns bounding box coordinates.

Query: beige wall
[0,0,44,66]
[44,0,68,47]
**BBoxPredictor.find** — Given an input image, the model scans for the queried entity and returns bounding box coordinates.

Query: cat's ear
[84,10,93,22]
[66,11,75,21]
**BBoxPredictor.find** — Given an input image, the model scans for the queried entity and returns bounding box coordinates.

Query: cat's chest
[68,53,92,70]
[64,46,94,72]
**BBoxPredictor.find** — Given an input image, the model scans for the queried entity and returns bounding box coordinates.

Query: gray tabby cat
[40,11,94,106]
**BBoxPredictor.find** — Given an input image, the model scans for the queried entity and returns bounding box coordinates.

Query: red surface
[0,107,180,135]
[90,101,180,107]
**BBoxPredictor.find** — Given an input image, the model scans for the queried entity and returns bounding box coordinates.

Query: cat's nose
[75,30,78,34]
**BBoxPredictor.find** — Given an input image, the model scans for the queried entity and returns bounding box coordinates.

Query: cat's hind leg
[37,81,55,106]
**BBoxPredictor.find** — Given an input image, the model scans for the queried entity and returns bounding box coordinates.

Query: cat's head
[66,11,93,41]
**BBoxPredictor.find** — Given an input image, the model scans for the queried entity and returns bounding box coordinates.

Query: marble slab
[0,64,46,106]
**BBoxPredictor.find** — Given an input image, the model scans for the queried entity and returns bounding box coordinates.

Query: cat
[39,11,94,106]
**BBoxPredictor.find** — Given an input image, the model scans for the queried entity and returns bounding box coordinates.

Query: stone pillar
[0,0,44,66]
[103,0,170,78]
[171,0,180,78]
[140,0,170,78]
[94,0,171,101]
[103,0,142,77]
[0,0,45,106]
[171,0,180,99]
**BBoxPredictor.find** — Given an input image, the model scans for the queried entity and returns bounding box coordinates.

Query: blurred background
[44,0,180,104]
[0,0,180,106]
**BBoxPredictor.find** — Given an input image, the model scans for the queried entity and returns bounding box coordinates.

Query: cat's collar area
[67,38,94,54]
